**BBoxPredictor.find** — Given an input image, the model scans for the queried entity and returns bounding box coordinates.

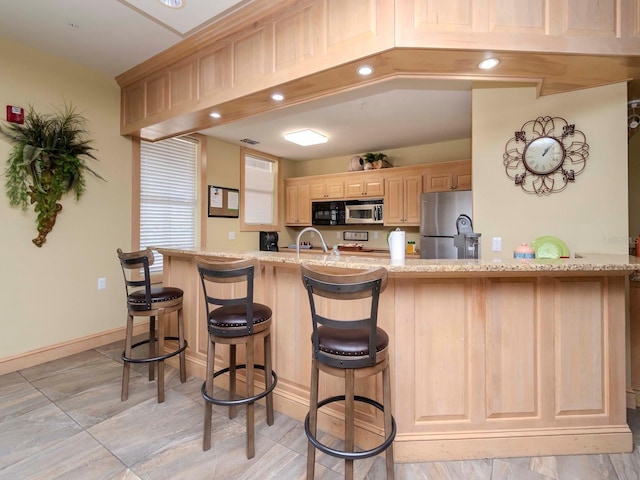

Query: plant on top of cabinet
[0,104,104,247]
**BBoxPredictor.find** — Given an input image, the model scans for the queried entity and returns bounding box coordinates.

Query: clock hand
[542,146,552,156]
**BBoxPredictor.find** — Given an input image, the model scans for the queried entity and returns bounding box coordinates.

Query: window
[240,148,279,231]
[139,136,198,273]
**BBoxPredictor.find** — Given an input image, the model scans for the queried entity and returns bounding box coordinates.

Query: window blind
[244,153,275,224]
[140,137,197,273]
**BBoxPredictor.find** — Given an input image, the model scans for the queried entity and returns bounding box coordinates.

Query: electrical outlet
[310,231,315,238]
[229,231,235,240]
[336,231,341,239]
[492,237,502,252]
[374,231,378,239]
[97,277,106,290]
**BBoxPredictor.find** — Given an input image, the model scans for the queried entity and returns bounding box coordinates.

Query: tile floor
[1,339,640,479]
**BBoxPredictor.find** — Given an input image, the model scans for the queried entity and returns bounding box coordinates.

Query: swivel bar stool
[301,265,396,480]
[116,248,187,403]
[196,256,277,459]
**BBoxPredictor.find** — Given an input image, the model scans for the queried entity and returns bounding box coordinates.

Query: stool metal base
[304,394,396,461]
[121,336,188,364]
[201,364,278,406]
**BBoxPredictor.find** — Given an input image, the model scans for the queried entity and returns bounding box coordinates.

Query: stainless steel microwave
[344,199,384,224]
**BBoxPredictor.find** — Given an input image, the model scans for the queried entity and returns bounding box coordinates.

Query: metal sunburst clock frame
[503,116,589,195]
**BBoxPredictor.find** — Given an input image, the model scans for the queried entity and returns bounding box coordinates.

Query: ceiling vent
[240,138,260,145]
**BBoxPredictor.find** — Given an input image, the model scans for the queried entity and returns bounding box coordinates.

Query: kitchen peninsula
[159,247,640,462]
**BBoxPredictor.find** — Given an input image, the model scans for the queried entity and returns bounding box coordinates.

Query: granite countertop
[157,247,640,275]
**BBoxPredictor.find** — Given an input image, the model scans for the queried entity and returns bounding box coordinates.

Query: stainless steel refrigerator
[420,191,473,259]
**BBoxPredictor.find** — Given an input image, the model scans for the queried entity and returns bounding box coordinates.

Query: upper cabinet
[284,162,470,227]
[384,169,423,226]
[345,174,385,198]
[285,180,311,226]
[310,179,344,200]
[117,0,640,139]
[424,160,472,192]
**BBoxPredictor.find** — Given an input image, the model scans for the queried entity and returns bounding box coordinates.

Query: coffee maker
[259,231,279,252]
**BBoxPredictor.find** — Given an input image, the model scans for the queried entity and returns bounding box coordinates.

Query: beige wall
[0,36,132,360]
[290,138,471,177]
[473,83,629,259]
[204,139,295,252]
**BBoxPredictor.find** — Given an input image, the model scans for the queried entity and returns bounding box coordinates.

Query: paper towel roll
[389,229,405,263]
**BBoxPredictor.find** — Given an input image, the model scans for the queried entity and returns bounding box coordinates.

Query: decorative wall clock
[503,116,589,195]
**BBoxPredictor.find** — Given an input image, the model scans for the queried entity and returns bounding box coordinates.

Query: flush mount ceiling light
[159,0,184,8]
[358,65,373,76]
[478,58,500,70]
[284,129,328,146]
[209,112,221,119]
[271,93,284,101]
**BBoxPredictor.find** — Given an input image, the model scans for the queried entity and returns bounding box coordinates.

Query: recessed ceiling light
[284,129,328,146]
[271,93,284,101]
[478,58,500,70]
[159,0,184,8]
[358,66,373,76]
[209,112,221,119]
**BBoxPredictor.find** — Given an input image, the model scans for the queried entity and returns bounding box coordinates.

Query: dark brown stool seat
[117,248,187,403]
[301,264,396,480]
[196,256,277,460]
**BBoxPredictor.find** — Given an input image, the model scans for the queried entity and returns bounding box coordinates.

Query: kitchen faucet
[296,227,329,256]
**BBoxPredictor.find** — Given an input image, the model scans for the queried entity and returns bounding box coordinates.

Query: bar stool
[196,256,277,459]
[301,265,396,480]
[116,248,187,403]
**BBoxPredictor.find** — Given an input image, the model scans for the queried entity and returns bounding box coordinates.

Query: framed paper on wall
[208,185,239,218]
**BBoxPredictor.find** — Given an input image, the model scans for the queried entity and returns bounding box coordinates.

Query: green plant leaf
[1,103,105,246]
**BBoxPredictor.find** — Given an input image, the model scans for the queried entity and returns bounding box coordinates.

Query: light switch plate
[344,231,368,241]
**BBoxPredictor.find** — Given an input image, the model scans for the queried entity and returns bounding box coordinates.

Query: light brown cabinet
[309,179,344,200]
[119,0,640,140]
[423,160,471,192]
[345,174,385,198]
[384,171,423,226]
[163,248,633,462]
[285,182,310,226]
[286,162,470,227]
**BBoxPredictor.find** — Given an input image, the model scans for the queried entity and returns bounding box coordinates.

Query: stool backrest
[117,248,154,310]
[301,264,388,368]
[196,257,259,336]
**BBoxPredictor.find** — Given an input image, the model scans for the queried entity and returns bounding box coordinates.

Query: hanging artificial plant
[0,104,104,247]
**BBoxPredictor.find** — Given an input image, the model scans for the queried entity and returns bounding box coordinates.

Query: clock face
[523,137,565,175]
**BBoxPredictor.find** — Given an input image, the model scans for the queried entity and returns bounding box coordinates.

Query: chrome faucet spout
[296,227,329,255]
